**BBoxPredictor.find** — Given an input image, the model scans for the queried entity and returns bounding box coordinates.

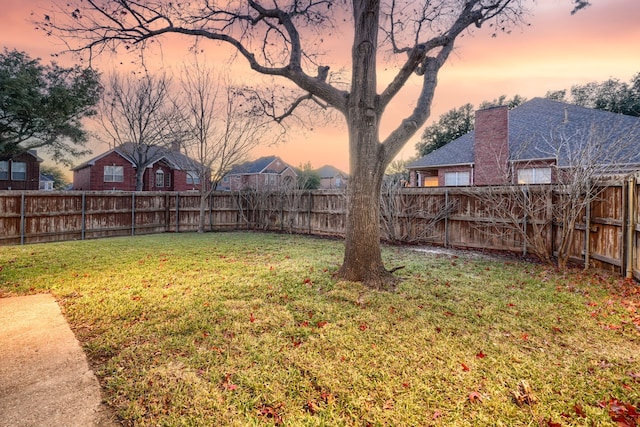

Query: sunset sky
[2,0,640,175]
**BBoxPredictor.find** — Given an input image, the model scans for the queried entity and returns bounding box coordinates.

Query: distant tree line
[416,73,640,157]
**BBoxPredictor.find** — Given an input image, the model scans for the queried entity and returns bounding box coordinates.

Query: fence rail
[1,183,639,281]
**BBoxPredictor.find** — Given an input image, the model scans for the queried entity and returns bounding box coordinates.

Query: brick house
[316,165,348,189]
[0,150,42,191]
[407,98,640,187]
[218,156,297,191]
[72,143,207,191]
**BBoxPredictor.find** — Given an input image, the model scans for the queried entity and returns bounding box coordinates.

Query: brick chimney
[170,140,181,153]
[473,106,510,186]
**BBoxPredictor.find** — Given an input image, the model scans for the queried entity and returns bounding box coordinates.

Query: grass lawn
[1,232,639,426]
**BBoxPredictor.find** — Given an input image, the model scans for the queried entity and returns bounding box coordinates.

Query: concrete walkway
[0,294,118,427]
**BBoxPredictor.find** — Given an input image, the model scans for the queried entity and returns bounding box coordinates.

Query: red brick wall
[72,166,91,190]
[0,152,40,190]
[437,166,473,187]
[83,152,137,191]
[473,106,510,186]
[145,163,174,191]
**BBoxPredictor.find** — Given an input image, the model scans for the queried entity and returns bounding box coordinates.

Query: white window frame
[11,162,26,181]
[444,171,470,187]
[155,169,165,187]
[186,171,200,185]
[517,167,552,185]
[104,165,124,183]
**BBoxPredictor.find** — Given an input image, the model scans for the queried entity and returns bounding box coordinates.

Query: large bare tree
[178,60,271,232]
[99,71,182,191]
[42,0,585,288]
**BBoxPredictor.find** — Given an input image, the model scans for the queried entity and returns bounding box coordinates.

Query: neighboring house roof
[39,173,55,182]
[72,143,202,172]
[408,98,640,170]
[1,150,43,162]
[315,165,348,179]
[227,156,296,176]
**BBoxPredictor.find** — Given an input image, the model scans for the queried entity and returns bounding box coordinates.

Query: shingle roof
[227,156,294,175]
[408,98,640,170]
[315,165,348,179]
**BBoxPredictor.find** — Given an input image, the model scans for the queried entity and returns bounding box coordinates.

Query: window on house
[11,162,26,181]
[0,161,8,180]
[104,165,124,182]
[39,180,53,191]
[186,171,200,185]
[517,167,552,184]
[444,171,470,186]
[422,176,439,187]
[156,169,165,187]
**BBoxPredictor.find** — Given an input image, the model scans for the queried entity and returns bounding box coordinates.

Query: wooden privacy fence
[1,182,639,280]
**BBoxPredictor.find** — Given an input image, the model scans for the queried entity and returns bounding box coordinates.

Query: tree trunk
[135,169,144,192]
[197,183,210,233]
[337,153,395,289]
[335,0,396,289]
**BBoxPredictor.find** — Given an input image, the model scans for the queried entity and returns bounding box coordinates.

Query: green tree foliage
[416,95,525,157]
[297,162,320,190]
[546,73,640,117]
[40,164,70,189]
[479,94,527,110]
[0,49,101,165]
[415,104,474,157]
[385,159,414,185]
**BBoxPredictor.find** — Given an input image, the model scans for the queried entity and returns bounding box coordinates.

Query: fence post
[307,191,312,235]
[209,192,213,232]
[164,193,170,232]
[175,193,180,233]
[444,189,449,248]
[81,192,86,240]
[584,185,591,270]
[626,177,636,279]
[522,187,528,256]
[131,193,136,236]
[20,192,25,245]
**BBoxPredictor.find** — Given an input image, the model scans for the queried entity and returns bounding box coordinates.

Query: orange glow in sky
[2,0,639,174]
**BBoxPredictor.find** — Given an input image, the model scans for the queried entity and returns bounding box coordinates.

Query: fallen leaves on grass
[511,380,537,406]
[468,392,482,403]
[257,403,284,425]
[599,397,639,426]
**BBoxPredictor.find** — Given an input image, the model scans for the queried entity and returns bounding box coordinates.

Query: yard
[0,232,638,426]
